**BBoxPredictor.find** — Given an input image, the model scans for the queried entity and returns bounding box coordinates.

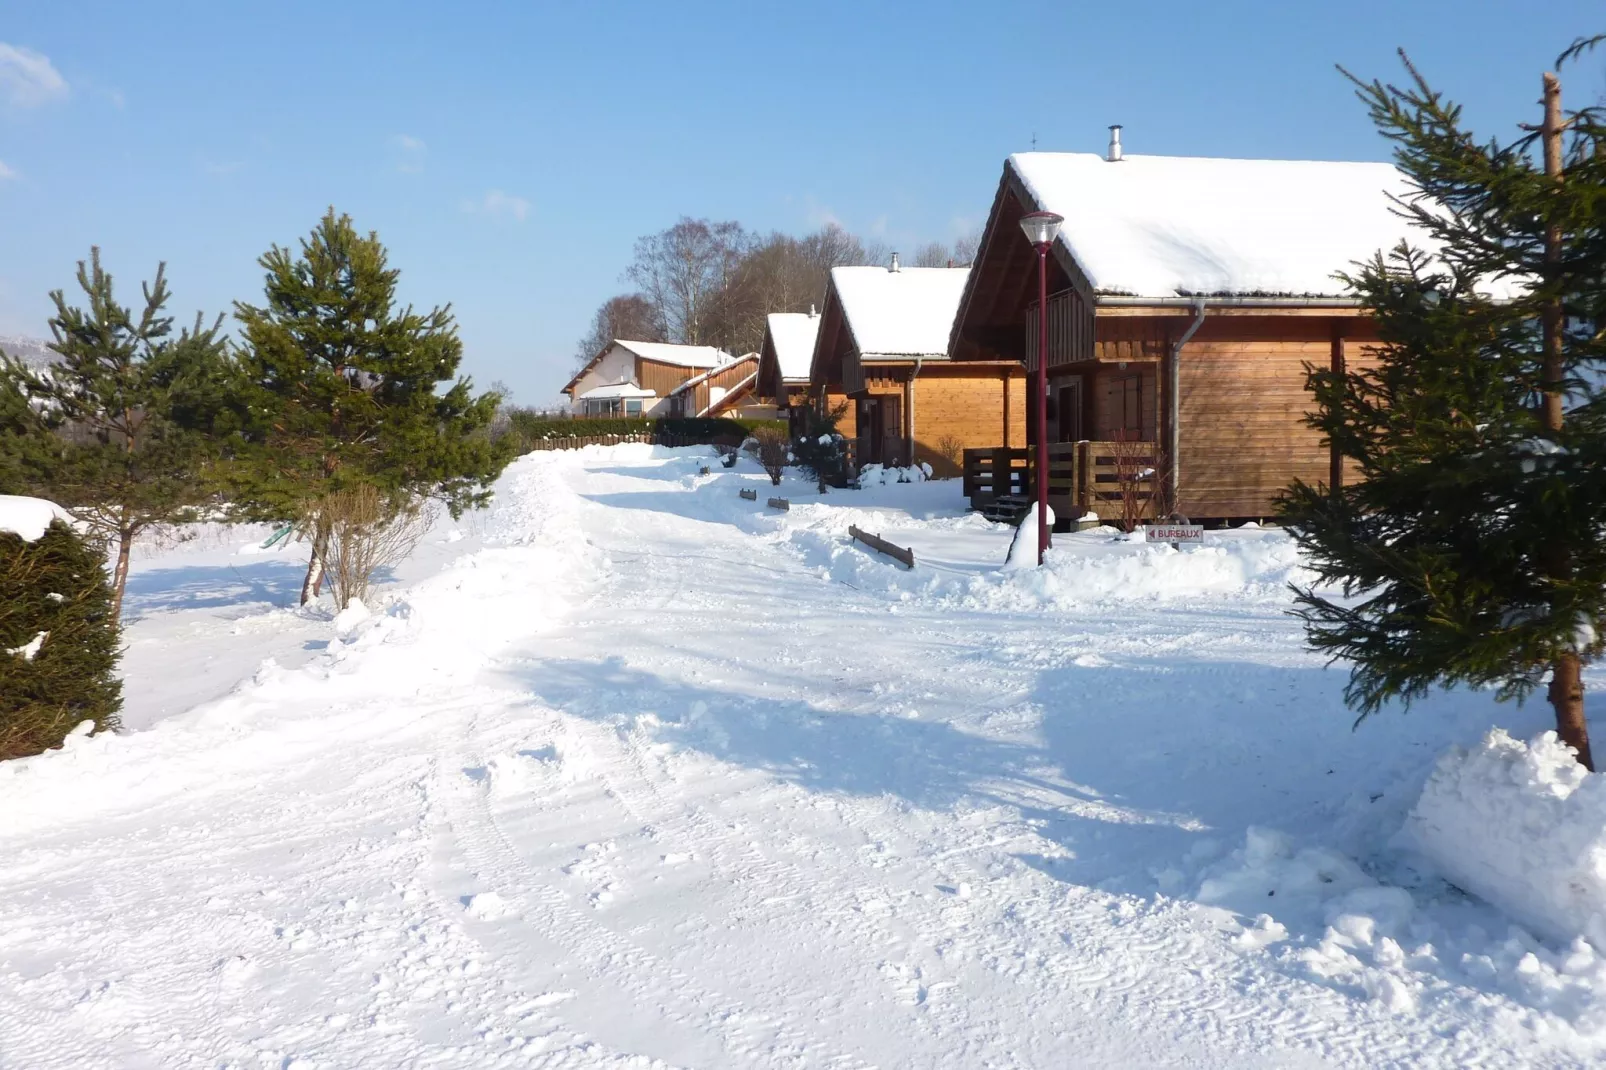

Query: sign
[1145,524,1204,544]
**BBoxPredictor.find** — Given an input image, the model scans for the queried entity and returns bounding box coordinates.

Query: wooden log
[767,497,790,511]
[739,488,758,500]
[848,524,915,569]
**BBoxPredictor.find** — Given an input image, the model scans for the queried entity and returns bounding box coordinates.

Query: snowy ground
[4,445,1605,1068]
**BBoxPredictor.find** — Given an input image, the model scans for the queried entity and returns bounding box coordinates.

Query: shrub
[302,485,434,607]
[748,426,789,485]
[1,516,122,760]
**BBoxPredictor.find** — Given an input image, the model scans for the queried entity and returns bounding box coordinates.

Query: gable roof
[1008,152,1415,299]
[613,339,732,368]
[830,265,970,359]
[763,312,821,381]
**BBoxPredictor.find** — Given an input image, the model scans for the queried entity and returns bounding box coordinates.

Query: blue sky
[1,2,1599,402]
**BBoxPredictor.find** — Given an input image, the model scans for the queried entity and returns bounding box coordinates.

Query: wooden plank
[848,525,915,569]
[739,488,758,500]
[767,497,790,511]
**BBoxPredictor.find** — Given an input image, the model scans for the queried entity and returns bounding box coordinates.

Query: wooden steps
[979,494,1032,526]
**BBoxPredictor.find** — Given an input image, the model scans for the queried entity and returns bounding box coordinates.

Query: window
[625,399,642,415]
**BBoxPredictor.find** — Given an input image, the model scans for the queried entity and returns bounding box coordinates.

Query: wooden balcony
[962,441,1158,525]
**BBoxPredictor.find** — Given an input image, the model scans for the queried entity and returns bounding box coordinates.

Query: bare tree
[952,229,982,267]
[911,242,951,268]
[575,293,664,368]
[625,218,751,346]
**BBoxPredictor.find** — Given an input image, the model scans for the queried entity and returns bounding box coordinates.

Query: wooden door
[1056,380,1083,442]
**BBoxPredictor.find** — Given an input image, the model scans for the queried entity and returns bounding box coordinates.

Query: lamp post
[1018,210,1064,565]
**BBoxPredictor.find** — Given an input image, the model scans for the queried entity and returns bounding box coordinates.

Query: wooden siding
[1172,317,1379,518]
[637,358,694,399]
[913,368,1025,476]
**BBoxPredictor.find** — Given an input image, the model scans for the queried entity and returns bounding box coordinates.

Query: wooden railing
[962,441,1158,523]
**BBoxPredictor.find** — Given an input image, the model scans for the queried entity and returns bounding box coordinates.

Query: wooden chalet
[951,143,1413,523]
[809,261,1026,474]
[757,310,821,434]
[562,340,734,417]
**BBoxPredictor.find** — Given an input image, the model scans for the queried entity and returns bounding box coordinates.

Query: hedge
[504,413,786,450]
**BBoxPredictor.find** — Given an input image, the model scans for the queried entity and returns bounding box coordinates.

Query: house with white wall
[562,340,734,416]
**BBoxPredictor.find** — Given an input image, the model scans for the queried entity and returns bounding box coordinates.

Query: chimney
[1107,124,1124,162]
[889,251,901,273]
[808,303,817,318]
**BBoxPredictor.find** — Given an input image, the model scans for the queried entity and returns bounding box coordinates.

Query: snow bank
[1397,729,1606,948]
[0,495,75,542]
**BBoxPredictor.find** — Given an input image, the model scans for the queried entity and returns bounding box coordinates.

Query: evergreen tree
[230,209,513,602]
[1281,48,1606,769]
[791,401,851,492]
[1,515,122,760]
[0,250,230,616]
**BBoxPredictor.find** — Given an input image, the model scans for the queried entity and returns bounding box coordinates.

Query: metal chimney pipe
[1107,125,1123,162]
[889,251,901,272]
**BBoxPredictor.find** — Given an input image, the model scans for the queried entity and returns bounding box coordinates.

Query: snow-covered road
[2,447,1601,1068]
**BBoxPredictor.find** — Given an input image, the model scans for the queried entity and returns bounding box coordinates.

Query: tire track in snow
[429,702,874,1070]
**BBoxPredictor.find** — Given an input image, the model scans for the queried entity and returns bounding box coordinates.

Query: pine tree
[0,250,230,616]
[230,209,513,602]
[791,401,851,492]
[1281,48,1606,769]
[1,515,122,760]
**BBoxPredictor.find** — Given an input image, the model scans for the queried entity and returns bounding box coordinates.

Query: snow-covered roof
[831,266,970,359]
[0,495,75,542]
[613,340,732,369]
[1009,152,1417,299]
[765,312,821,381]
[577,383,658,401]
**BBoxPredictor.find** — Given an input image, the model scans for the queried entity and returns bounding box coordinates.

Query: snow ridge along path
[1,445,1602,1068]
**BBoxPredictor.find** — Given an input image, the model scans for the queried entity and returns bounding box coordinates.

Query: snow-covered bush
[0,500,121,760]
[791,404,851,491]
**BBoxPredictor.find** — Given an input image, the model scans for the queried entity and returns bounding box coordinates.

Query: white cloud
[391,134,426,173]
[0,43,69,108]
[106,88,126,110]
[461,189,530,222]
[0,160,15,181]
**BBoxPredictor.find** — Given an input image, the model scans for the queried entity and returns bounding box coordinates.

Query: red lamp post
[1018,210,1064,565]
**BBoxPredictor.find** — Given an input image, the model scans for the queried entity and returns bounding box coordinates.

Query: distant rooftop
[612,339,732,368]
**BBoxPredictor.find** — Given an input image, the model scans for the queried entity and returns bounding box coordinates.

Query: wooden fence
[962,441,1157,523]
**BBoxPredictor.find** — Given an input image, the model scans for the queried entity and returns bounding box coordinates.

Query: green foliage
[1280,54,1606,723]
[789,402,851,490]
[0,249,231,614]
[1,518,122,760]
[228,209,514,524]
[503,412,782,449]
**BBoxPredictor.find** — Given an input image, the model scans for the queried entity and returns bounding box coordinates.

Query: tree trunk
[1537,73,1591,768]
[110,527,134,621]
[1550,652,1594,771]
[299,526,328,606]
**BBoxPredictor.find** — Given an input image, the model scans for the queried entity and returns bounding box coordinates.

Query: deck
[962,441,1158,526]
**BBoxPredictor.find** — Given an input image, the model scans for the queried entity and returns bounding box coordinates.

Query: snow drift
[1397,729,1606,948]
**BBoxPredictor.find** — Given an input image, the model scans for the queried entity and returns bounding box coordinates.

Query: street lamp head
[1018,210,1064,248]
